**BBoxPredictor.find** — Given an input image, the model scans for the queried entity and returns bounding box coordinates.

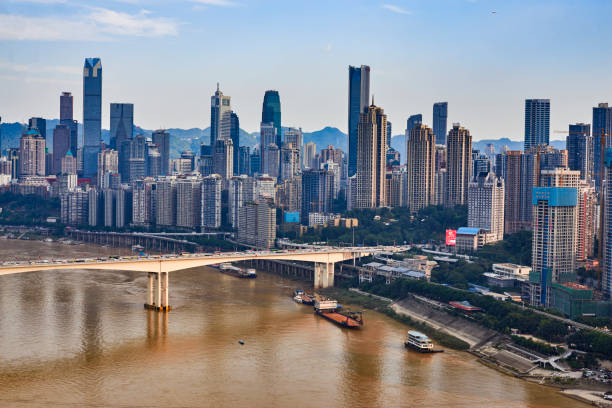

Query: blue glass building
[83,58,102,177]
[262,90,281,148]
[110,103,134,151]
[592,103,612,190]
[566,123,591,182]
[348,65,370,177]
[524,99,550,150]
[406,114,422,135]
[433,102,448,145]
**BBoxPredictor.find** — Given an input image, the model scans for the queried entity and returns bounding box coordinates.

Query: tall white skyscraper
[468,172,505,241]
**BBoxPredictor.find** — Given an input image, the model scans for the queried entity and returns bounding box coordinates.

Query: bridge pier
[145,272,170,311]
[314,262,334,289]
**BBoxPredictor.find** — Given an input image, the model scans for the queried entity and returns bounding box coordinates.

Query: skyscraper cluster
[2,58,612,310]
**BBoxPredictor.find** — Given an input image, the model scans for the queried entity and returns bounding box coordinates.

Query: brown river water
[0,239,587,407]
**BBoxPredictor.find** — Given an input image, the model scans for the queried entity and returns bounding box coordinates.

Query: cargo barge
[293,289,314,305]
[215,263,257,279]
[314,299,363,328]
[404,331,443,353]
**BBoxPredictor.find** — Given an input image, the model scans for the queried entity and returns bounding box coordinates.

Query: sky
[1,0,611,141]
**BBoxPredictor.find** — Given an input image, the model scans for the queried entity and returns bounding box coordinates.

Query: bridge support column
[145,272,170,311]
[314,262,334,289]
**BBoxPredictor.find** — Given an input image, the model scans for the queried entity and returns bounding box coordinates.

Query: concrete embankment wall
[393,296,499,348]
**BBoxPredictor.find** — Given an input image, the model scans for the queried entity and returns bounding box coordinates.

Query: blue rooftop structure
[457,227,480,235]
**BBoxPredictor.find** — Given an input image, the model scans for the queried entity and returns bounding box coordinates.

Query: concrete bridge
[0,247,402,311]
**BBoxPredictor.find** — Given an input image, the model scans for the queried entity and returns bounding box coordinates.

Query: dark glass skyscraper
[348,65,370,177]
[228,111,240,175]
[592,103,612,190]
[524,99,550,150]
[152,130,170,176]
[433,102,448,146]
[386,121,392,148]
[110,103,134,150]
[262,90,281,148]
[60,92,78,156]
[406,114,422,134]
[83,58,102,177]
[28,117,46,141]
[567,123,591,182]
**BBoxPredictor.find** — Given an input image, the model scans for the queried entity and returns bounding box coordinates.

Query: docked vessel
[293,289,314,305]
[404,331,443,353]
[314,298,363,328]
[217,263,257,279]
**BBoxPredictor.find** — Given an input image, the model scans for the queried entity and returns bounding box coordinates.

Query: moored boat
[216,263,257,279]
[404,331,443,353]
[314,298,363,328]
[293,289,314,305]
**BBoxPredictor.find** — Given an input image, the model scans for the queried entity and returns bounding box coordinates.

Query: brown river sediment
[0,240,588,407]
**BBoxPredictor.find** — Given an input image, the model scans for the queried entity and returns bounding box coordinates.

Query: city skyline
[1,1,611,139]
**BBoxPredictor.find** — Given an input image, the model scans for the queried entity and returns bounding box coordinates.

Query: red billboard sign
[445,229,457,246]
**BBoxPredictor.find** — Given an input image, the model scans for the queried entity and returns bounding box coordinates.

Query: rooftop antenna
[217,82,220,92]
[372,95,375,106]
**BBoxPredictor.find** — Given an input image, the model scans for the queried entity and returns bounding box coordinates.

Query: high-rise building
[445,123,472,207]
[229,175,253,229]
[202,174,222,228]
[603,148,612,300]
[406,114,422,138]
[60,150,77,175]
[210,84,231,146]
[468,172,505,241]
[301,169,334,225]
[28,117,46,141]
[566,123,591,182]
[126,134,146,183]
[176,177,202,228]
[237,200,276,249]
[249,148,261,176]
[285,127,303,167]
[592,103,612,191]
[348,65,370,177]
[524,99,550,150]
[132,178,156,227]
[275,176,301,213]
[303,142,317,169]
[155,177,177,227]
[83,58,102,177]
[320,145,343,166]
[528,169,578,306]
[260,122,278,176]
[19,129,46,177]
[385,171,404,207]
[433,102,448,146]
[59,92,78,157]
[406,124,436,212]
[472,153,491,181]
[220,110,240,175]
[576,182,596,261]
[355,103,387,208]
[213,138,234,179]
[238,146,250,176]
[262,90,281,149]
[146,144,162,178]
[386,121,392,148]
[61,190,89,226]
[281,143,300,181]
[52,124,71,174]
[152,130,170,176]
[110,103,134,150]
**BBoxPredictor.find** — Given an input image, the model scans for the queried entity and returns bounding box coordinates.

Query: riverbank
[318,287,471,350]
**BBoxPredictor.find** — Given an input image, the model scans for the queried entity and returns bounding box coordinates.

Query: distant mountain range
[1,120,566,159]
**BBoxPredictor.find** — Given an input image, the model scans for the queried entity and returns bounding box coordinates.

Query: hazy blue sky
[1,0,611,141]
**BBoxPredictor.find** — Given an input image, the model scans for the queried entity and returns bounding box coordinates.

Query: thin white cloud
[190,0,238,6]
[0,60,81,75]
[8,0,67,3]
[0,8,178,41]
[382,4,412,15]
